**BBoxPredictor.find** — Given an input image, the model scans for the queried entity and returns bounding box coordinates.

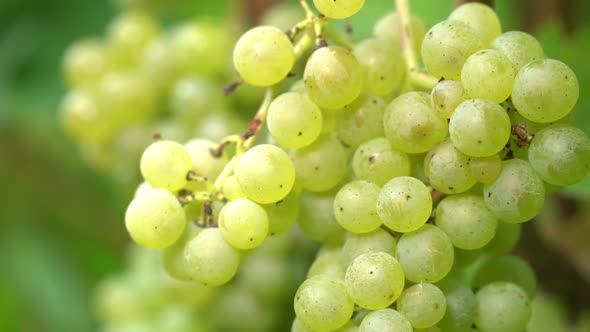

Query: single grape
[222,175,246,201]
[469,154,502,183]
[397,283,447,329]
[99,71,157,125]
[377,176,432,233]
[334,181,382,233]
[461,49,515,102]
[336,94,386,148]
[264,188,300,236]
[292,134,347,192]
[474,282,531,332]
[59,89,114,144]
[308,246,346,280]
[436,278,477,332]
[219,198,269,250]
[373,11,428,60]
[106,11,158,66]
[353,38,405,96]
[481,222,521,255]
[448,2,502,46]
[424,140,476,194]
[352,137,411,187]
[298,191,346,245]
[312,0,365,19]
[491,31,544,71]
[341,228,397,267]
[140,140,193,191]
[162,226,198,281]
[170,77,226,126]
[472,255,537,298]
[184,138,227,180]
[62,39,109,87]
[267,92,323,149]
[359,308,412,332]
[430,79,468,119]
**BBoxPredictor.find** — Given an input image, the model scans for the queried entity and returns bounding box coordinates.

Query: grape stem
[299,0,314,19]
[324,24,355,50]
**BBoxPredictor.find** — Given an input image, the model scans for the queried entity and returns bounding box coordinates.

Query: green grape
[183,227,240,287]
[184,138,227,180]
[235,144,295,204]
[397,224,454,283]
[474,282,531,332]
[194,110,244,142]
[449,99,511,157]
[491,31,544,71]
[94,275,149,323]
[170,77,226,126]
[397,283,447,329]
[448,2,501,46]
[430,79,468,119]
[312,0,365,19]
[511,59,579,123]
[384,92,448,153]
[219,198,269,250]
[59,89,114,144]
[377,176,432,233]
[352,38,405,96]
[222,175,246,201]
[125,188,186,249]
[336,94,386,148]
[233,26,294,86]
[294,276,355,332]
[482,222,521,255]
[334,181,382,233]
[292,134,347,192]
[99,71,157,125]
[162,226,197,281]
[267,92,323,149]
[292,317,313,332]
[341,228,397,267]
[140,140,193,191]
[436,278,477,332]
[483,159,545,223]
[308,245,346,280]
[435,194,498,250]
[359,308,412,332]
[151,119,189,143]
[260,2,300,31]
[63,39,109,87]
[410,153,429,183]
[140,38,179,91]
[472,255,537,298]
[352,137,411,187]
[424,140,476,194]
[461,49,515,102]
[421,20,483,80]
[304,46,363,110]
[264,187,300,236]
[469,154,502,183]
[106,11,158,66]
[528,125,590,186]
[298,191,346,245]
[373,12,428,60]
[134,181,152,197]
[183,199,203,224]
[321,107,338,134]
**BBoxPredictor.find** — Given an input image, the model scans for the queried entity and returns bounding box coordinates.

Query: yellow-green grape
[134,181,152,197]
[170,77,226,126]
[430,79,468,119]
[483,159,545,223]
[345,252,405,310]
[353,38,405,96]
[470,154,502,183]
[62,39,109,87]
[308,245,346,280]
[233,26,294,86]
[298,191,346,245]
[99,72,157,125]
[352,137,411,186]
[461,49,515,103]
[321,107,338,134]
[294,276,355,331]
[334,180,382,233]
[183,200,203,224]
[183,228,240,287]
[59,89,114,144]
[292,134,348,192]
[436,278,477,332]
[312,0,365,19]
[474,282,531,332]
[292,317,313,332]
[140,140,193,191]
[140,38,179,91]
[106,11,158,67]
[448,2,501,46]
[162,226,198,281]
[267,92,323,149]
[397,283,447,329]
[304,46,363,110]
[264,188,300,236]
[377,176,432,233]
[219,198,269,250]
[93,275,149,323]
[373,11,428,60]
[234,144,295,204]
[125,188,186,249]
[512,59,579,123]
[421,20,483,80]
[337,94,386,148]
[359,308,412,332]
[482,223,521,255]
[222,175,246,201]
[472,255,537,298]
[450,99,511,157]
[424,140,476,194]
[184,138,227,180]
[384,92,448,153]
[491,31,544,71]
[341,228,397,267]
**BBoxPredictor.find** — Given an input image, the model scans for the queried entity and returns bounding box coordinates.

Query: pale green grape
[219,198,269,250]
[308,245,346,280]
[352,137,411,186]
[162,226,197,281]
[482,223,521,255]
[134,181,152,197]
[106,11,158,66]
[397,224,454,283]
[450,99,511,157]
[424,140,476,194]
[264,186,300,236]
[483,159,545,223]
[292,134,347,192]
[59,89,114,143]
[170,77,226,126]
[359,308,412,332]
[448,2,501,46]
[63,39,109,87]
[341,228,397,267]
[99,71,157,125]
[373,12,428,60]
[292,317,313,332]
[461,49,515,102]
[474,282,531,332]
[94,275,149,323]
[183,227,240,287]
[528,125,590,186]
[491,31,544,71]
[384,92,448,153]
[421,20,483,80]
[299,191,346,245]
[233,26,294,86]
[267,92,323,149]
[353,38,405,96]
[313,0,365,19]
[472,255,537,298]
[397,283,447,329]
[336,94,386,148]
[469,154,502,183]
[512,59,579,123]
[377,176,432,233]
[235,144,295,204]
[125,188,186,249]
[222,175,246,201]
[304,46,363,110]
[430,79,468,119]
[435,194,498,250]
[334,181,382,233]
[436,278,477,332]
[194,110,244,142]
[140,140,193,191]
[140,38,179,91]
[184,138,227,180]
[294,276,355,331]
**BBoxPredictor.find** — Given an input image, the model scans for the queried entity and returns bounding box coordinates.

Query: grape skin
[219,198,269,250]
[140,140,193,191]
[313,0,365,19]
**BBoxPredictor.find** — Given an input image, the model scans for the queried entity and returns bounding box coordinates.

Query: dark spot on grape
[477,140,482,144]
[372,99,377,104]
[435,303,440,309]
[388,292,395,300]
[298,131,302,136]
[380,75,385,80]
[565,75,569,79]
[314,166,319,171]
[448,186,454,191]
[406,194,411,200]
[275,199,284,206]
[369,271,373,274]
[368,153,379,163]
[488,192,492,198]
[279,184,283,188]
[250,237,253,241]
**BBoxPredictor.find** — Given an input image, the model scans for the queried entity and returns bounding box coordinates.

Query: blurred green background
[0,0,589,331]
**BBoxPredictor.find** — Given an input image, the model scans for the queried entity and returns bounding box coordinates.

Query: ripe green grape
[430,79,468,119]
[373,12,428,60]
[264,188,300,236]
[359,308,412,332]
[461,49,515,102]
[448,2,502,46]
[436,278,477,332]
[450,99,511,157]
[384,92,448,153]
[184,138,227,180]
[377,176,432,233]
[140,140,193,191]
[352,137,411,187]
[292,134,347,192]
[298,191,346,245]
[219,198,269,250]
[482,222,521,255]
[99,71,157,125]
[352,38,405,96]
[421,20,483,80]
[491,31,544,71]
[483,159,545,223]
[511,59,579,123]
[235,144,295,204]
[170,77,226,125]
[336,94,386,148]
[312,0,365,19]
[304,46,363,110]
[424,140,476,194]
[63,39,109,87]
[341,228,397,267]
[528,125,590,186]
[233,26,294,86]
[334,180,382,233]
[222,175,246,200]
[345,252,405,310]
[474,282,531,332]
[469,154,502,183]
[106,11,158,66]
[162,226,197,281]
[308,246,346,280]
[125,188,186,249]
[59,89,114,144]
[472,255,537,298]
[396,224,454,283]
[397,283,447,329]
[267,92,323,149]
